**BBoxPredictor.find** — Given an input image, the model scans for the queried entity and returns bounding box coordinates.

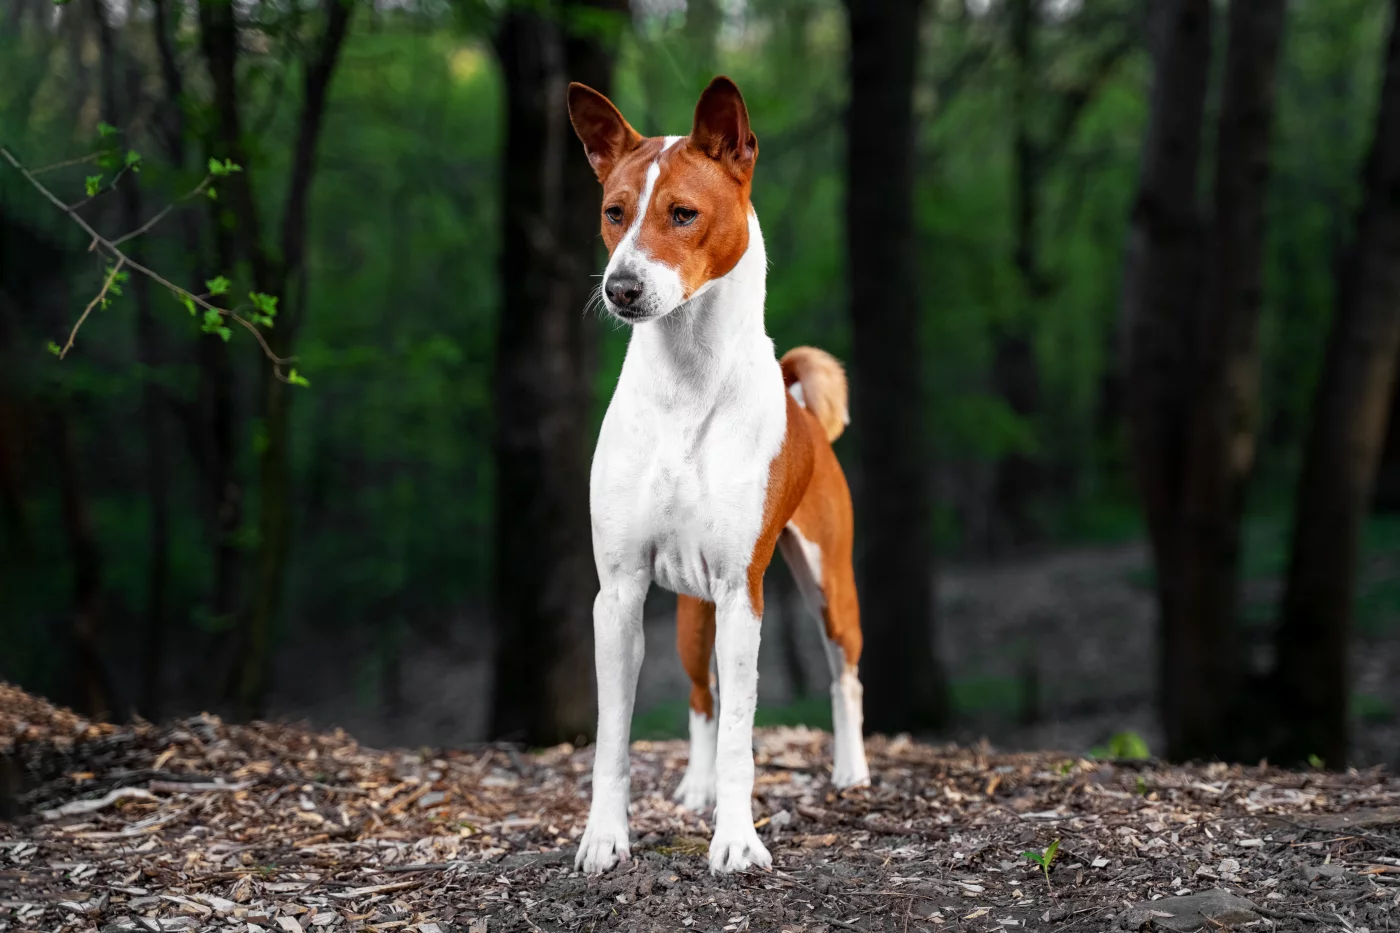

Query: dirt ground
[3,683,1399,933]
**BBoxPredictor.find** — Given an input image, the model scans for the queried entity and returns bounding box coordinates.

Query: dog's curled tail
[780,346,849,443]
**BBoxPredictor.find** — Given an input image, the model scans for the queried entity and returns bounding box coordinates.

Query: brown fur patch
[676,595,717,718]
[746,393,817,617]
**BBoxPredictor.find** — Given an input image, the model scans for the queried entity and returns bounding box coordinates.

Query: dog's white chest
[590,349,785,601]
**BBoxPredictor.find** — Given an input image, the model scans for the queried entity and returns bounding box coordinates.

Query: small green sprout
[1021,838,1060,888]
[1307,754,1325,770]
[1089,731,1151,761]
[84,174,102,197]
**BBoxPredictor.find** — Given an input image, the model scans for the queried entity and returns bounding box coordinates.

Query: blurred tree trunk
[93,0,173,719]
[487,0,625,746]
[151,0,244,700]
[991,0,1046,553]
[1272,0,1400,769]
[1125,0,1286,762]
[1123,0,1211,759]
[1172,0,1285,761]
[995,2,1135,553]
[197,0,353,719]
[843,0,949,735]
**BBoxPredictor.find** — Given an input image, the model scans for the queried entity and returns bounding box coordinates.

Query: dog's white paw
[708,822,772,874]
[831,759,871,791]
[575,818,630,874]
[674,766,717,813]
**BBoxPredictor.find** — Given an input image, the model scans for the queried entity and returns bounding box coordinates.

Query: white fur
[579,157,782,872]
[776,526,871,790]
[675,707,718,812]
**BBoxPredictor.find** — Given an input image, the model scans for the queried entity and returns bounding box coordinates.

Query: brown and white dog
[568,76,869,875]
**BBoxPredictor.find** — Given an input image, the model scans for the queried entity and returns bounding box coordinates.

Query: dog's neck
[626,211,770,399]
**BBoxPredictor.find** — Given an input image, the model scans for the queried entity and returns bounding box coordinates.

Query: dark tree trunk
[842,0,949,735]
[487,0,625,746]
[150,0,244,693]
[1122,0,1212,758]
[125,76,173,722]
[1171,0,1286,761]
[1125,0,1287,762]
[1272,0,1400,769]
[92,0,173,718]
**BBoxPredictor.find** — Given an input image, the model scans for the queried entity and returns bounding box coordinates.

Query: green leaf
[206,275,231,296]
[124,149,141,171]
[249,292,279,317]
[97,121,117,137]
[1307,753,1325,770]
[85,175,102,197]
[207,157,242,177]
[206,186,218,201]
[46,340,62,357]
[1044,839,1060,866]
[181,295,197,316]
[217,326,232,342]
[287,368,311,388]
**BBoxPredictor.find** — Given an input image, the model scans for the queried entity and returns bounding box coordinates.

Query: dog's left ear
[691,76,757,182]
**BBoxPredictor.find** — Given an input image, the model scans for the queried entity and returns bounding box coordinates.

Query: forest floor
[3,685,1400,933]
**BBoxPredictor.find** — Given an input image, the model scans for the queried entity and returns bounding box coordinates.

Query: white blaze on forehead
[614,138,681,263]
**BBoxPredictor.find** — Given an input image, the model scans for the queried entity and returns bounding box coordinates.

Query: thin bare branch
[111,176,213,247]
[0,146,294,381]
[31,152,105,175]
[61,257,125,359]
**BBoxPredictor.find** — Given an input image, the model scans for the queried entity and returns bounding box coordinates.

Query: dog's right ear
[568,83,641,183]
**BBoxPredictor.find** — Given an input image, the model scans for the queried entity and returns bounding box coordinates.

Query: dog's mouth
[608,304,658,323]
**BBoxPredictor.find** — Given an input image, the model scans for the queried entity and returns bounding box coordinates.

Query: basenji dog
[567,76,870,875]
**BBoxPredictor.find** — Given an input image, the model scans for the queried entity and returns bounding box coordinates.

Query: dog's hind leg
[674,595,718,813]
[777,523,870,790]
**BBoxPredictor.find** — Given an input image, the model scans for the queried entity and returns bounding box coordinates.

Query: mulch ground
[1,684,1398,933]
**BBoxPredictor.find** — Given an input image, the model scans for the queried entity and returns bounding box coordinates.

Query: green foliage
[1021,838,1060,887]
[206,276,231,297]
[207,157,242,177]
[1089,731,1151,761]
[84,174,101,196]
[249,291,278,328]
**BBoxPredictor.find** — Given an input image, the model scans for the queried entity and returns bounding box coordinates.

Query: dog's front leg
[576,574,647,873]
[708,586,773,874]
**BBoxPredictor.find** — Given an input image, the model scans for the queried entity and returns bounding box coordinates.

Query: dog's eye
[604,205,624,224]
[672,206,698,226]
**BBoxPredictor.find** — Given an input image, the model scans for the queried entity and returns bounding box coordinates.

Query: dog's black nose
[606,273,643,308]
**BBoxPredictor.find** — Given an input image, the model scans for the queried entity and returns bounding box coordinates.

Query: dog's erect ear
[690,76,757,181]
[568,83,641,183]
